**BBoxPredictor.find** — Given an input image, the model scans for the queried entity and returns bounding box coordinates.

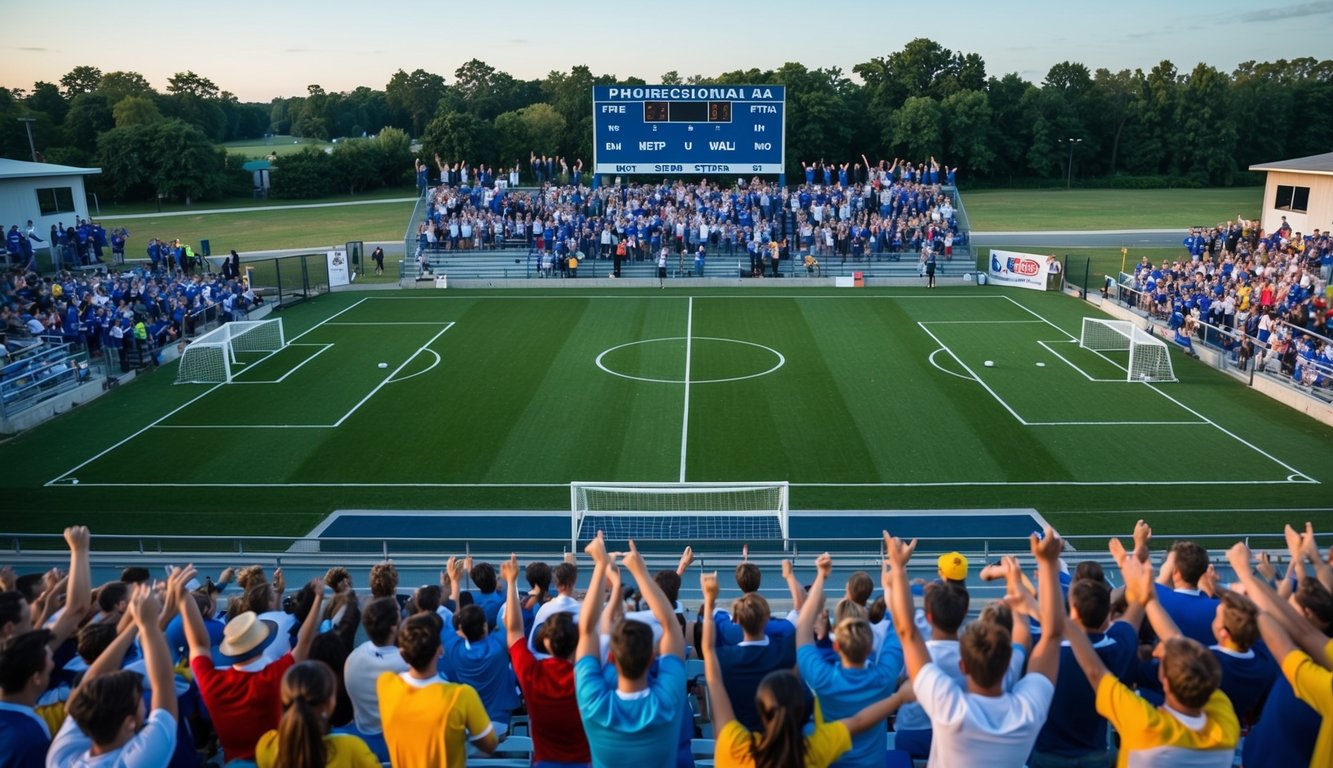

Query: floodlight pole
[1063,138,1082,190]
[17,118,37,162]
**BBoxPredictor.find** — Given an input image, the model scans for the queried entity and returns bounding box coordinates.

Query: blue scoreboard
[592,85,786,176]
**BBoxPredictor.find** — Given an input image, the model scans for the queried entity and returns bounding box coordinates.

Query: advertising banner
[988,249,1059,291]
[327,249,350,288]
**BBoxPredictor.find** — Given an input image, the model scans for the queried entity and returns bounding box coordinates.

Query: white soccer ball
[72,478,79,485]
[984,360,994,367]
[377,362,388,369]
[1036,362,1046,368]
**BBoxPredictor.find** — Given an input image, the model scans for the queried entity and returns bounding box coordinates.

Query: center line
[679,297,694,482]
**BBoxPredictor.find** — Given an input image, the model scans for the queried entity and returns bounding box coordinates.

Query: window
[1274,184,1310,213]
[36,186,75,216]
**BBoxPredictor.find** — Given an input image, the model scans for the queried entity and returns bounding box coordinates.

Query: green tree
[889,96,943,161]
[166,71,220,99]
[97,71,155,105]
[452,59,520,121]
[112,95,163,127]
[1175,63,1236,184]
[64,92,114,150]
[330,140,378,194]
[385,68,447,136]
[26,82,69,124]
[59,66,103,98]
[372,126,413,186]
[96,124,154,198]
[519,103,566,156]
[269,147,334,199]
[420,111,492,165]
[148,119,226,204]
[940,90,993,173]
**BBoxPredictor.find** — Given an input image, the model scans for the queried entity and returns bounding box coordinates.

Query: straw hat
[219,611,279,661]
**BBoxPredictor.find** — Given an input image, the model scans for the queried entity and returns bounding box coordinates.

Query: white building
[1248,151,1333,238]
[0,158,102,257]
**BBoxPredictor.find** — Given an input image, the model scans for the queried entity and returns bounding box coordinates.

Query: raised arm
[883,532,929,678]
[782,559,807,613]
[500,554,524,648]
[132,582,178,718]
[48,526,92,647]
[1026,529,1065,684]
[1132,519,1152,564]
[79,585,145,686]
[625,540,684,659]
[176,566,212,660]
[796,553,831,647]
[577,532,610,661]
[1123,554,1181,644]
[1107,539,1146,631]
[1229,542,1331,665]
[1000,557,1035,654]
[1296,523,1333,594]
[447,556,463,606]
[291,579,324,662]
[600,559,624,638]
[700,572,735,730]
[676,546,694,577]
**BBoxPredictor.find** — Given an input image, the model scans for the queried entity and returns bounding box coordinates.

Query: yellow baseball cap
[937,552,968,582]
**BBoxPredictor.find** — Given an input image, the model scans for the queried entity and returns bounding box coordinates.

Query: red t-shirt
[191,653,294,761]
[508,638,590,763]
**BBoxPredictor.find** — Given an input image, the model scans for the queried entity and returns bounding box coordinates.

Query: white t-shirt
[256,610,296,663]
[344,640,411,734]
[915,662,1056,768]
[894,639,1027,732]
[47,709,176,768]
[529,594,581,654]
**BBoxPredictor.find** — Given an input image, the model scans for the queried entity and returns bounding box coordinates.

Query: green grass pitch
[2,287,1329,542]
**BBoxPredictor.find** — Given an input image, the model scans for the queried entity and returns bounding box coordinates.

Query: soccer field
[2,287,1329,540]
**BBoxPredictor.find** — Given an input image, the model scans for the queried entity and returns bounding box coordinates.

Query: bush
[269,147,334,199]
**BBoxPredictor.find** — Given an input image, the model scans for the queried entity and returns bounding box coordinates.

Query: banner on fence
[988,249,1060,291]
[327,249,350,288]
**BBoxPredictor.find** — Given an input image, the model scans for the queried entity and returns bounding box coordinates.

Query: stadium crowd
[0,248,257,371]
[2,519,1332,768]
[412,157,965,277]
[1121,219,1332,389]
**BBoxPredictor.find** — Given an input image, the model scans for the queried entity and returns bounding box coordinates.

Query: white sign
[327,249,350,288]
[987,249,1058,291]
[434,275,448,289]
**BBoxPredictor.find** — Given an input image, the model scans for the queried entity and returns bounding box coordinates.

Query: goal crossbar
[175,319,286,384]
[1079,317,1176,382]
[570,481,790,550]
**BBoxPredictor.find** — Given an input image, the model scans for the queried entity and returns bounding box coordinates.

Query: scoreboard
[593,85,785,176]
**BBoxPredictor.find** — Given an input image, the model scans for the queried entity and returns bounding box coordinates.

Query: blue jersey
[1034,621,1138,757]
[575,654,685,768]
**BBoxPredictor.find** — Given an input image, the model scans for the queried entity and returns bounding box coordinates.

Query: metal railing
[0,342,95,417]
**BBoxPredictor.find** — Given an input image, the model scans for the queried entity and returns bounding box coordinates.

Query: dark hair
[923,582,969,634]
[653,570,681,605]
[362,597,401,647]
[735,563,761,594]
[414,585,442,614]
[611,618,655,680]
[470,562,497,594]
[67,670,142,747]
[1170,541,1210,585]
[454,605,487,643]
[867,597,886,624]
[1069,579,1112,630]
[77,622,119,664]
[1161,637,1222,708]
[1295,578,1333,635]
[526,562,552,597]
[398,612,443,671]
[539,612,578,659]
[13,575,44,603]
[97,582,130,614]
[243,582,276,615]
[553,562,577,591]
[0,592,27,630]
[845,572,873,605]
[1073,561,1106,584]
[960,620,1012,688]
[118,567,151,585]
[0,630,51,693]
[276,661,335,768]
[749,670,808,768]
[323,567,351,592]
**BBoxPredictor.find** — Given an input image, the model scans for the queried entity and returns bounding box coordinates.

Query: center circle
[596,337,786,384]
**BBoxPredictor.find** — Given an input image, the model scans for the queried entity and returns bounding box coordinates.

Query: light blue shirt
[574,654,684,768]
[47,709,176,768]
[797,641,904,768]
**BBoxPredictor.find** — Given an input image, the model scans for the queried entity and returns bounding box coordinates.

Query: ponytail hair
[277,660,336,768]
[750,670,808,768]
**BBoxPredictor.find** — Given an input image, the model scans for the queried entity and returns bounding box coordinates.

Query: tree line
[1,39,1330,203]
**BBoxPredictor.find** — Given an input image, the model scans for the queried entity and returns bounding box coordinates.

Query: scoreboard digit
[593,85,785,176]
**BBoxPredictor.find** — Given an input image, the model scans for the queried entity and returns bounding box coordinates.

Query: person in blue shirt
[713,591,796,732]
[1151,539,1219,645]
[712,553,795,647]
[795,552,907,768]
[0,630,56,768]
[574,534,685,768]
[439,603,520,733]
[462,558,505,630]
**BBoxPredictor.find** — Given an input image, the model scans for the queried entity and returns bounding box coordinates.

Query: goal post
[570,481,790,550]
[1079,317,1176,382]
[175,318,286,384]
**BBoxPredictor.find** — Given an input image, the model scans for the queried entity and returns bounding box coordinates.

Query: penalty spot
[1035,362,1046,367]
[377,362,388,369]
[983,360,994,367]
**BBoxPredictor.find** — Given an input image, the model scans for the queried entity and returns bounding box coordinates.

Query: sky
[2,0,1329,102]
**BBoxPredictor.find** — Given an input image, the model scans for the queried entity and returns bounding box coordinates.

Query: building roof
[0,157,102,180]
[1248,151,1333,176]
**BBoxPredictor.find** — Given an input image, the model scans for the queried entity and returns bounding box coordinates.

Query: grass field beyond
[962,188,1263,231]
[3,287,1328,541]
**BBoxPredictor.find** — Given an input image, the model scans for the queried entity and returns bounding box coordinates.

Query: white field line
[47,297,371,485]
[51,478,1316,488]
[331,323,455,428]
[1037,340,1129,383]
[229,344,334,384]
[917,322,1030,425]
[1004,296,1079,341]
[679,297,694,483]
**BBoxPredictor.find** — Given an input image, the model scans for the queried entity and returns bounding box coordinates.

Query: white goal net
[570,482,789,549]
[175,319,286,384]
[1079,317,1176,382]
